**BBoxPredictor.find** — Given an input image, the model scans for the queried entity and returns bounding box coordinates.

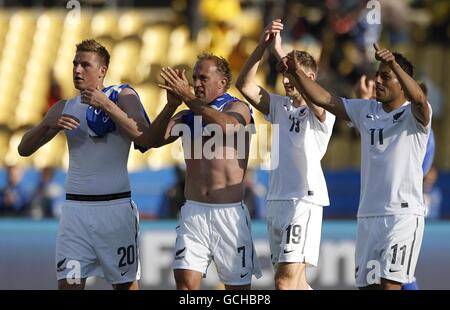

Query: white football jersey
[63,96,132,195]
[343,98,432,217]
[265,93,335,206]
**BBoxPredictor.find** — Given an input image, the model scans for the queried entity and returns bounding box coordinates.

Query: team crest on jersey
[393,109,405,123]
[299,107,307,117]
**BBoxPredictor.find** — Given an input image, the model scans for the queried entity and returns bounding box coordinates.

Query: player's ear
[307,72,316,81]
[219,77,228,90]
[99,65,108,79]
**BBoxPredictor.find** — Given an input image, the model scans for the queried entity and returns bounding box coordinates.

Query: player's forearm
[392,63,426,105]
[235,43,271,115]
[271,42,286,61]
[290,69,349,120]
[101,100,151,146]
[18,123,57,156]
[291,69,333,108]
[236,43,267,91]
[147,103,179,147]
[185,98,240,133]
[391,63,429,124]
[304,97,326,122]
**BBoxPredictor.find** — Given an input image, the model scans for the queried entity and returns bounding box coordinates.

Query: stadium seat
[0,129,11,166]
[0,11,37,130]
[168,25,196,66]
[108,38,142,84]
[234,9,262,37]
[4,130,33,167]
[146,144,182,170]
[91,10,118,39]
[128,148,149,172]
[0,12,9,51]
[208,24,241,59]
[54,12,92,98]
[195,27,212,51]
[0,83,21,127]
[323,135,353,169]
[133,85,165,120]
[118,11,144,38]
[140,24,171,67]
[32,132,66,168]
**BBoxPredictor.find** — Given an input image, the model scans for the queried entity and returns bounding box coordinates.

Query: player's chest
[360,108,409,149]
[279,106,310,134]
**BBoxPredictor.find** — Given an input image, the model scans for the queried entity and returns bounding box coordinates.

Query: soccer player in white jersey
[282,43,431,290]
[18,39,157,290]
[96,53,262,290]
[236,20,335,290]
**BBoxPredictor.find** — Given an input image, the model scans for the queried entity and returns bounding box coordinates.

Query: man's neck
[79,83,105,94]
[291,95,307,108]
[207,92,227,105]
[381,96,406,113]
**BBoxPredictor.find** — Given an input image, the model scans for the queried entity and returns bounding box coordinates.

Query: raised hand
[374,43,395,67]
[80,86,109,109]
[271,31,283,53]
[165,68,184,108]
[158,67,195,102]
[260,19,284,46]
[355,75,376,100]
[44,113,80,131]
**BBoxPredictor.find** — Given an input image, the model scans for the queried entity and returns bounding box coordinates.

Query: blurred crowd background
[0,0,449,220]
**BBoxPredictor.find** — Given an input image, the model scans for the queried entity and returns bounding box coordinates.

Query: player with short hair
[101,52,262,290]
[236,20,335,290]
[282,43,431,290]
[18,39,153,290]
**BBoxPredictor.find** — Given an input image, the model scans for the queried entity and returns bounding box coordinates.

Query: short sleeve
[342,98,373,131]
[413,102,433,134]
[265,93,289,123]
[309,110,336,134]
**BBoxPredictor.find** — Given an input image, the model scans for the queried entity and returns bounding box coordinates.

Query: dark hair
[197,53,232,90]
[76,39,110,67]
[290,50,318,74]
[393,52,413,77]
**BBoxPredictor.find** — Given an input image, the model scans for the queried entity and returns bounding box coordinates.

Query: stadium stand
[0,3,448,219]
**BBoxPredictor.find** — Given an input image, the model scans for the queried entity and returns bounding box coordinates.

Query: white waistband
[185,200,243,208]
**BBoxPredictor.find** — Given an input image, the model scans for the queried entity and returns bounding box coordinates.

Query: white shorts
[56,198,140,284]
[172,200,262,286]
[266,200,323,268]
[355,214,424,287]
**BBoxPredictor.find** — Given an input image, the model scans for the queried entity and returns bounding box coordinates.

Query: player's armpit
[223,101,252,125]
[329,96,351,122]
[236,84,270,116]
[225,111,247,126]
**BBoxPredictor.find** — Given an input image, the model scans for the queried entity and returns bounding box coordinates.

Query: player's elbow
[318,92,333,107]
[235,80,245,93]
[415,93,428,108]
[134,134,157,151]
[17,144,32,157]
[235,78,251,94]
